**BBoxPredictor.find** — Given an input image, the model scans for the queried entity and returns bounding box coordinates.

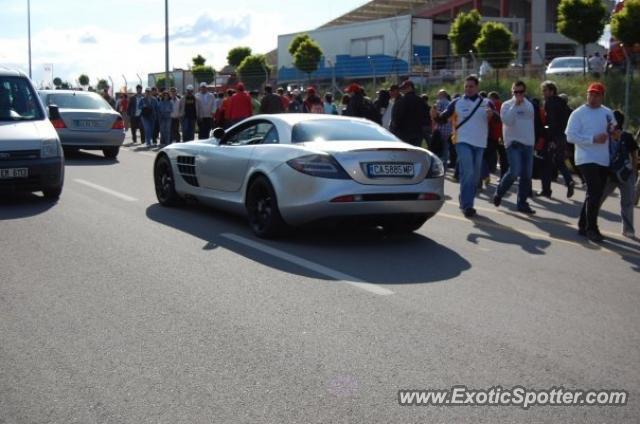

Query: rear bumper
[0,157,64,193]
[57,129,125,149]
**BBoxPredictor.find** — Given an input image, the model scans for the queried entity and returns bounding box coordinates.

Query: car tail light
[331,195,363,203]
[417,193,441,201]
[286,154,351,180]
[50,118,66,129]
[112,118,125,129]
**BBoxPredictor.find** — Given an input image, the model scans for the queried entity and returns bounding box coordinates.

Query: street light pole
[164,0,170,89]
[27,0,32,79]
[414,54,423,94]
[367,56,376,94]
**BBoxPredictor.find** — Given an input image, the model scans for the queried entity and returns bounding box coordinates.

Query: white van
[0,67,64,199]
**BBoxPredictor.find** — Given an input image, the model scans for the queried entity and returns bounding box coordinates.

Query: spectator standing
[276,87,290,111]
[589,52,606,78]
[432,75,495,218]
[169,87,181,143]
[138,88,159,147]
[565,82,615,242]
[381,84,400,130]
[196,82,215,139]
[492,81,536,214]
[127,85,145,144]
[151,87,160,144]
[304,87,324,113]
[323,93,338,115]
[250,90,261,115]
[226,83,253,125]
[288,90,304,113]
[339,94,350,115]
[102,87,115,109]
[116,93,130,131]
[373,90,390,124]
[390,80,428,147]
[433,89,453,166]
[179,85,199,142]
[260,85,284,114]
[157,91,173,145]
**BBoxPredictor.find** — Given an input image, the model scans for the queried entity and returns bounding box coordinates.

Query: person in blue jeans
[157,90,173,145]
[431,75,495,218]
[138,88,159,147]
[493,81,536,214]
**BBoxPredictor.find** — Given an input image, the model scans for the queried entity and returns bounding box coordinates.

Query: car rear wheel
[246,176,287,238]
[383,215,429,234]
[42,186,63,200]
[103,147,120,159]
[154,155,183,207]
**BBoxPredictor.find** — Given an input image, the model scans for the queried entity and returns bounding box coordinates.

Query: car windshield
[0,76,44,122]
[43,92,112,110]
[550,58,585,68]
[291,119,399,143]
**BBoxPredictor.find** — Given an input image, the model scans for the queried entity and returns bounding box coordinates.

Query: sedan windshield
[0,76,44,122]
[291,119,399,143]
[43,92,112,110]
[550,58,585,68]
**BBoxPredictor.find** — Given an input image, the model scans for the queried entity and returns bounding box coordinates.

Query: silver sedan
[153,114,445,237]
[39,90,125,158]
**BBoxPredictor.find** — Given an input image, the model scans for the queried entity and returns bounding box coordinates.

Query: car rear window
[0,76,44,121]
[44,92,112,110]
[291,119,398,143]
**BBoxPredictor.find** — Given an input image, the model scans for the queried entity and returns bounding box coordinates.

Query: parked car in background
[0,67,64,199]
[544,56,589,77]
[38,90,125,158]
[153,114,445,238]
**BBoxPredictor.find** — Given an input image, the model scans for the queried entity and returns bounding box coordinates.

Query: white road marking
[221,233,394,296]
[74,179,138,202]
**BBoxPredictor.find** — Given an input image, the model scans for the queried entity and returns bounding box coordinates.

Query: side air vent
[177,156,199,187]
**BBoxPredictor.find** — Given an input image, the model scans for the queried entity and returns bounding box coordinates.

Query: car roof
[550,56,585,61]
[251,113,372,127]
[38,90,98,95]
[0,66,28,78]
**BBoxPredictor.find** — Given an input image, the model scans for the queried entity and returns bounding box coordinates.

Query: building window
[350,36,384,57]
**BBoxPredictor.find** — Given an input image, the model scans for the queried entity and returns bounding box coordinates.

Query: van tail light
[50,118,66,129]
[112,117,125,130]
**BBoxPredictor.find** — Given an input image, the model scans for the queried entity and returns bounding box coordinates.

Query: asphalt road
[1,139,639,423]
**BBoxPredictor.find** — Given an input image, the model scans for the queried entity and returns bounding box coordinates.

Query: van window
[0,76,44,121]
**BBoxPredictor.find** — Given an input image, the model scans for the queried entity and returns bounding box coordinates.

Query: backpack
[609,134,632,184]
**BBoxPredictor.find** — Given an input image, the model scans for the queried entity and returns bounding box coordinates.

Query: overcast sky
[0,0,367,87]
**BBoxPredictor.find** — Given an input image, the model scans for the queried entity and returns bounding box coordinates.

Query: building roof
[320,0,445,28]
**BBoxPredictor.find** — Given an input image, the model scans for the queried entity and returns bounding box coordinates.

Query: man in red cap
[565,82,616,242]
[226,82,253,125]
[343,83,380,123]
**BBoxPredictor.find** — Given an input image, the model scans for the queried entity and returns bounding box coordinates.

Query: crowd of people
[104,76,639,241]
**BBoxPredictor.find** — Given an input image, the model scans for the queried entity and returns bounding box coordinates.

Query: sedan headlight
[41,139,60,158]
[286,154,351,179]
[426,156,444,178]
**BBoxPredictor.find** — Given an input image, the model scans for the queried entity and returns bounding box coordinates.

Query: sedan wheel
[246,176,286,238]
[383,215,429,234]
[103,147,120,159]
[154,156,182,206]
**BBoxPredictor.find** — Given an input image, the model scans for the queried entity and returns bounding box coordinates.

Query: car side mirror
[212,127,225,140]
[48,104,61,120]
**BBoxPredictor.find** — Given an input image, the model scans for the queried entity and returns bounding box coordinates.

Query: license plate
[367,163,414,178]
[0,168,29,179]
[75,120,100,128]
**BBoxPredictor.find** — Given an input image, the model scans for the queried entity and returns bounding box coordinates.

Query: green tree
[192,54,206,67]
[448,10,483,56]
[288,34,311,56]
[97,79,109,91]
[293,39,323,82]
[475,22,515,87]
[78,74,90,87]
[611,0,640,48]
[155,75,175,90]
[53,77,62,88]
[192,65,215,85]
[237,54,271,90]
[557,0,608,76]
[227,46,252,68]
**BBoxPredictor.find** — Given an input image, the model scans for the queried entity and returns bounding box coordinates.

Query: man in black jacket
[127,84,145,144]
[259,85,284,114]
[390,80,428,147]
[538,80,575,198]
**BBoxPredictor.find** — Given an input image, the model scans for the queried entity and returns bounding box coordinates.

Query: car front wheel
[154,155,182,207]
[246,176,287,238]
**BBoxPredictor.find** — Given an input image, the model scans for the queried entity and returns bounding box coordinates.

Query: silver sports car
[39,90,125,158]
[153,114,445,237]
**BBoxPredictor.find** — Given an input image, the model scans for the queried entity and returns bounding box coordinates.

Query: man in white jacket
[565,82,615,243]
[492,81,536,214]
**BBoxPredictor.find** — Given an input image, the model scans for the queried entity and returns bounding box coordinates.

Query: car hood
[0,119,59,151]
